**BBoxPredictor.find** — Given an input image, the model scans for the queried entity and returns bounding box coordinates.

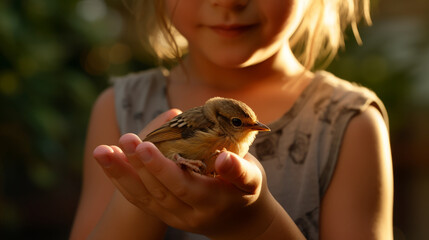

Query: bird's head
[203,97,270,142]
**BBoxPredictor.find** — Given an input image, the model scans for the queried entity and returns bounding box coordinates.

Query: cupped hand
[93,109,277,240]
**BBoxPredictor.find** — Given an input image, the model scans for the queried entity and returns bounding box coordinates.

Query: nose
[210,0,249,10]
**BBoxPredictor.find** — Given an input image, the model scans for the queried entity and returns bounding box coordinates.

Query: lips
[209,24,257,38]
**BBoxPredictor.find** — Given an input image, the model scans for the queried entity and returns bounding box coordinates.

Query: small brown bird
[143,97,270,175]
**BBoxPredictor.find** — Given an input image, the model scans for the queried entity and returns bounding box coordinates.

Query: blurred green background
[0,0,428,239]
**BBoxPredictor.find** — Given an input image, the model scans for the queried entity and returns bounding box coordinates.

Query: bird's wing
[144,106,214,143]
[143,125,182,143]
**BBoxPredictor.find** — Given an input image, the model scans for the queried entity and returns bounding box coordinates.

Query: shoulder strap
[112,68,170,134]
[315,71,389,196]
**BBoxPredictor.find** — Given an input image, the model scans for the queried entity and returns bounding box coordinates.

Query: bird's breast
[156,129,239,159]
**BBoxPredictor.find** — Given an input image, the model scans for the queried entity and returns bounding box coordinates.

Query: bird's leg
[200,148,228,177]
[173,154,207,174]
[210,147,228,159]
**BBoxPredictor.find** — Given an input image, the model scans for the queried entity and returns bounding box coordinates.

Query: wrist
[208,192,304,240]
[207,191,278,240]
[253,201,305,240]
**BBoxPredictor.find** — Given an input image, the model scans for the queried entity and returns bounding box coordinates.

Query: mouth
[209,24,258,38]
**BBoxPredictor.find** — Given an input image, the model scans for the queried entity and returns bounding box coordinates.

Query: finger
[215,151,262,194]
[94,145,128,178]
[135,142,206,206]
[119,134,181,207]
[110,145,127,161]
[93,145,152,206]
[139,108,182,139]
[129,141,193,213]
[117,135,160,204]
[137,164,193,213]
[94,145,185,223]
[119,133,143,166]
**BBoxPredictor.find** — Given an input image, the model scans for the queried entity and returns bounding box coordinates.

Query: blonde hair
[133,0,371,69]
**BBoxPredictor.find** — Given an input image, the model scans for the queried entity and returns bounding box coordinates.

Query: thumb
[215,151,262,194]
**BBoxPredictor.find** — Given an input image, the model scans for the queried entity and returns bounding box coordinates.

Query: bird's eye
[231,118,242,127]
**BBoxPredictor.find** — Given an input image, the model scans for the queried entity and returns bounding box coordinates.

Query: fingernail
[93,146,113,168]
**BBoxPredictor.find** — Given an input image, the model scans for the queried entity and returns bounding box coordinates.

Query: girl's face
[165,0,308,68]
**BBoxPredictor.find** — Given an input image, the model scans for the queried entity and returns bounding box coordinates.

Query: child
[71,0,393,239]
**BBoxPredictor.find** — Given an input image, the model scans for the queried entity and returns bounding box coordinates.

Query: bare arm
[70,88,118,239]
[238,105,393,239]
[70,88,166,239]
[320,106,394,239]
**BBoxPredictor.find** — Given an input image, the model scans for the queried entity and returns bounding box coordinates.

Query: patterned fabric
[113,68,388,240]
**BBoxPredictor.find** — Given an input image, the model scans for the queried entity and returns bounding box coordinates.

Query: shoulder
[111,67,169,111]
[112,68,171,134]
[92,87,116,121]
[312,71,389,127]
[340,105,391,167]
[320,105,394,239]
[313,71,389,196]
[338,104,392,182]
[88,87,120,141]
[112,67,167,91]
[346,105,388,142]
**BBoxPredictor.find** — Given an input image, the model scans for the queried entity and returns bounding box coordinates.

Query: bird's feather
[143,126,183,143]
[144,106,215,143]
[142,97,270,175]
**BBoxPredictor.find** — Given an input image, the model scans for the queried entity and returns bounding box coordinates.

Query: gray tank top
[113,68,388,239]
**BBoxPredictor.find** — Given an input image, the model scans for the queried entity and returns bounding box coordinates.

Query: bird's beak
[250,121,271,132]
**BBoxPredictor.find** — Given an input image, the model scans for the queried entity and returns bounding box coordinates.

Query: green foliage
[0,0,153,238]
[328,17,429,136]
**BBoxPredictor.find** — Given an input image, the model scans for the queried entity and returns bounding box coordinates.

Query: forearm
[89,191,166,240]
